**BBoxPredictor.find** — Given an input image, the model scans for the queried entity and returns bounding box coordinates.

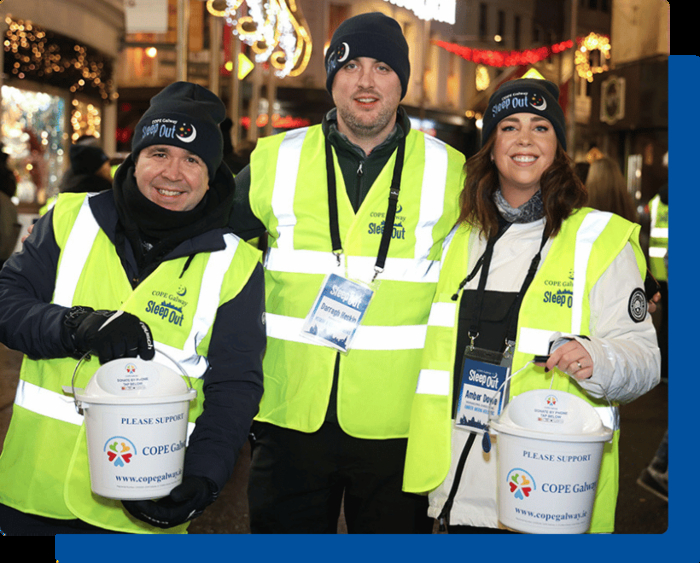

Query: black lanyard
[464,223,549,350]
[325,136,406,279]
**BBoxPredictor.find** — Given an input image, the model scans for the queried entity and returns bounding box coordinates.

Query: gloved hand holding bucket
[66,318,208,528]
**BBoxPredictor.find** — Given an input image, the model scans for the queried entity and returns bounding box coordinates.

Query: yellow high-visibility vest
[0,192,261,533]
[249,124,465,438]
[403,208,645,533]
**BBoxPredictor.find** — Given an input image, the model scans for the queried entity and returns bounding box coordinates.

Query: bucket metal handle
[482,358,618,452]
[69,348,194,412]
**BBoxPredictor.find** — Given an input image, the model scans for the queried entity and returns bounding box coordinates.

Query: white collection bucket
[70,355,197,501]
[490,388,613,534]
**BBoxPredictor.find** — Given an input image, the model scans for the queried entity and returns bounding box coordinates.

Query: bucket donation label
[498,436,602,533]
[87,404,189,499]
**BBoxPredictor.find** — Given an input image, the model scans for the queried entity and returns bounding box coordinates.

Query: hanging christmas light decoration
[434,33,612,82]
[575,32,611,82]
[432,39,574,67]
[2,16,115,100]
[206,0,312,78]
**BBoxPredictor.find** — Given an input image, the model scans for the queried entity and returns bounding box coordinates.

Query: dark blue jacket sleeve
[182,261,266,490]
[229,165,267,241]
[0,209,75,359]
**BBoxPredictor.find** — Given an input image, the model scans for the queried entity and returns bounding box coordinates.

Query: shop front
[0,12,118,249]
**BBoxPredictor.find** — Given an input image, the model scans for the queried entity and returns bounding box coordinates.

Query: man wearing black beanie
[0,82,266,534]
[230,12,466,533]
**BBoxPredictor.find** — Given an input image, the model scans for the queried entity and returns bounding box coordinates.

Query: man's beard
[336,96,396,141]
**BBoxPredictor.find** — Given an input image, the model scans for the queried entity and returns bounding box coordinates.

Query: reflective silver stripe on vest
[265,249,440,283]
[52,203,238,378]
[415,136,449,262]
[265,312,427,350]
[415,368,451,396]
[271,127,307,250]
[649,246,667,258]
[427,302,457,328]
[571,211,612,334]
[156,233,241,378]
[54,195,100,307]
[14,379,85,426]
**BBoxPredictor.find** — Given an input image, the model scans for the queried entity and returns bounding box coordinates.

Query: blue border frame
[55,53,688,562]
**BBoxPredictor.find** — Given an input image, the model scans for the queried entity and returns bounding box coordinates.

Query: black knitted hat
[482,78,567,150]
[131,81,226,180]
[325,12,410,99]
[70,144,109,175]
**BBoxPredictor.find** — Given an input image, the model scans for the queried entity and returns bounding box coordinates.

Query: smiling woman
[492,113,557,207]
[402,78,661,535]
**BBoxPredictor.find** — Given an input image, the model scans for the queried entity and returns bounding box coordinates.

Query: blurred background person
[585,155,639,224]
[219,117,249,176]
[0,143,20,269]
[59,135,112,194]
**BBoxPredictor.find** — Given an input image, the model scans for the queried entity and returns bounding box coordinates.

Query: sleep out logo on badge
[506,468,536,500]
[104,436,137,467]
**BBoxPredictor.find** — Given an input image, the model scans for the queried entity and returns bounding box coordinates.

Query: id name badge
[301,273,374,353]
[455,357,510,434]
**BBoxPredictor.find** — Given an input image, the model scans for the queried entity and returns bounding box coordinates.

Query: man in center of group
[231,11,465,533]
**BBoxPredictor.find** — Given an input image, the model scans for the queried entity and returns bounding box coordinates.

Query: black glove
[122,476,218,529]
[64,307,155,364]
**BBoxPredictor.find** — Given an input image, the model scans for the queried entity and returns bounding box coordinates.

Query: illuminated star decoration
[206,0,312,78]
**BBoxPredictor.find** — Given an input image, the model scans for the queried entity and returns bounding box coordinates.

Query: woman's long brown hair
[457,134,588,239]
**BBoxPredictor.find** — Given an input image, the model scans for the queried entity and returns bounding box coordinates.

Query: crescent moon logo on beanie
[338,42,350,63]
[530,93,547,111]
[176,122,197,143]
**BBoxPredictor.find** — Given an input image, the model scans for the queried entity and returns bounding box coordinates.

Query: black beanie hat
[70,144,109,175]
[482,78,567,150]
[325,12,410,99]
[131,81,226,180]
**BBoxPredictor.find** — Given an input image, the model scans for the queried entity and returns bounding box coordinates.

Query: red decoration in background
[432,39,574,67]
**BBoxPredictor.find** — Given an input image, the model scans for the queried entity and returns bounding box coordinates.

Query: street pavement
[0,342,667,534]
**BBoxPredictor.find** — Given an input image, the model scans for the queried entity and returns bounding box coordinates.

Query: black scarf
[112,154,234,272]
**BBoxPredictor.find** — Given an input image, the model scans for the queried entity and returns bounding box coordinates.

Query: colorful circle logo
[125,363,136,374]
[506,468,536,500]
[104,436,137,467]
[546,395,557,406]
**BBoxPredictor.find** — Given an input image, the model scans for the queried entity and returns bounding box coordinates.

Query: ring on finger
[576,361,582,370]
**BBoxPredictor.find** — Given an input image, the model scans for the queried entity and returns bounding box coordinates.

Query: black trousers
[247,421,433,534]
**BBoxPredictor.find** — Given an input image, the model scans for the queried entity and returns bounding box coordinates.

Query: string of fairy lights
[2,16,114,143]
[3,16,115,101]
